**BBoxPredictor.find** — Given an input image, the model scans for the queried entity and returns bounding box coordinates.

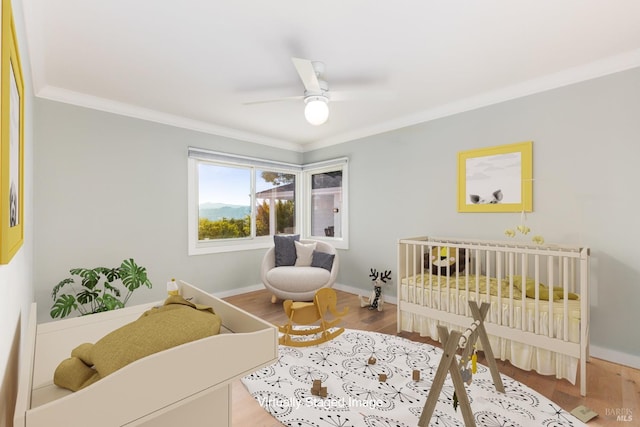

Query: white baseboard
[334,282,398,305]
[213,282,399,305]
[212,283,264,299]
[589,345,640,370]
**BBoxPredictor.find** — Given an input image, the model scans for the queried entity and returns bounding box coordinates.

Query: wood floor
[225,289,639,427]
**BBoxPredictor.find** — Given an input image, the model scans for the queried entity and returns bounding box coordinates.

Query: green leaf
[102,293,125,311]
[70,268,101,290]
[50,294,78,319]
[103,281,122,297]
[101,267,120,282]
[77,289,99,305]
[51,278,75,300]
[119,258,152,292]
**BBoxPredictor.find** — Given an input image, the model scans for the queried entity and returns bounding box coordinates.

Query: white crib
[397,236,590,396]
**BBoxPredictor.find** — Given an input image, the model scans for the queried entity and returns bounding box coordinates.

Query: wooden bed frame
[397,236,590,396]
[14,281,278,427]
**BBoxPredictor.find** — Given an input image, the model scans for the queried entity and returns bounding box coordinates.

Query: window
[304,159,348,250]
[188,148,347,254]
[197,163,251,241]
[255,169,297,237]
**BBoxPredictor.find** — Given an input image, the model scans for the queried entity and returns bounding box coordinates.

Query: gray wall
[34,100,302,322]
[33,68,639,365]
[304,67,640,362]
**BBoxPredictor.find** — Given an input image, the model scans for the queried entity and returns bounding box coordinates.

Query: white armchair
[261,239,339,303]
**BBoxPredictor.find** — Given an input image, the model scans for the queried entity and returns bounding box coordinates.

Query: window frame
[188,148,348,255]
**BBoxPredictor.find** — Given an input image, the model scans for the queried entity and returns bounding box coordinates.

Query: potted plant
[50,258,153,319]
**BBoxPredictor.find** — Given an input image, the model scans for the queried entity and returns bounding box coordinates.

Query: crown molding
[35,86,304,153]
[34,49,640,154]
[302,49,640,152]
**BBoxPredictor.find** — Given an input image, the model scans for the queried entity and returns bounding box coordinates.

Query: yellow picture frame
[0,0,24,264]
[457,141,532,213]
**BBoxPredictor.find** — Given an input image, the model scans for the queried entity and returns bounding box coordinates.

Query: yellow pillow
[510,276,578,301]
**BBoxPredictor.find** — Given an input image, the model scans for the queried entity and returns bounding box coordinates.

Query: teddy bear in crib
[360,269,391,311]
[425,246,467,275]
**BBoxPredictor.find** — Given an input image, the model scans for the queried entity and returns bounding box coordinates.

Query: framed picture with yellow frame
[0,0,24,264]
[457,141,532,213]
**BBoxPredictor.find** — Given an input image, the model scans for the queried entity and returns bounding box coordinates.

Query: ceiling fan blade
[243,95,304,105]
[292,57,321,93]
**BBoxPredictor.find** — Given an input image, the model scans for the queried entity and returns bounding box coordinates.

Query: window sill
[189,239,272,255]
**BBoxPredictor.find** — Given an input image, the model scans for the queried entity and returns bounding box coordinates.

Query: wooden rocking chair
[278,288,348,347]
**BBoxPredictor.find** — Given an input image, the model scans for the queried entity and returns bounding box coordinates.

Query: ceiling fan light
[304,96,329,125]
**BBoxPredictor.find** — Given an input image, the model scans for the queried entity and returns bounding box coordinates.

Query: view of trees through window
[198,163,295,240]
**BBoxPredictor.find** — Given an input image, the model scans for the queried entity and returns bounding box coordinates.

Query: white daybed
[14,281,278,427]
[397,236,590,396]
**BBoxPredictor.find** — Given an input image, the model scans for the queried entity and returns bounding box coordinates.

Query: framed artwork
[457,141,532,213]
[0,0,24,264]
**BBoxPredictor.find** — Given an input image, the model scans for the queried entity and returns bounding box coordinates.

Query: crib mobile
[418,301,505,427]
[360,268,392,311]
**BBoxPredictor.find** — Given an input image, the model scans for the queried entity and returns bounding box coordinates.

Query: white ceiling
[21,0,640,152]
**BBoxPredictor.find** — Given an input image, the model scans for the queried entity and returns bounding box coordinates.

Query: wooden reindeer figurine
[360,269,392,311]
[279,288,349,347]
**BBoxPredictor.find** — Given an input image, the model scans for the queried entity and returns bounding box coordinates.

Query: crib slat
[420,244,425,307]
[563,256,569,342]
[534,255,540,334]
[521,253,527,332]
[475,249,480,305]
[496,251,502,326]
[465,249,470,317]
[485,253,490,308]
[445,247,451,314]
[508,252,514,328]
[411,244,416,306]
[570,257,576,294]
[548,258,554,338]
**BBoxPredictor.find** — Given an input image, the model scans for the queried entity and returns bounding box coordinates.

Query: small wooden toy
[378,373,387,382]
[412,369,420,381]
[368,356,377,365]
[311,380,328,398]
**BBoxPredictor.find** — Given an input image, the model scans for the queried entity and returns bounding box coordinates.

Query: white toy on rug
[360,269,391,311]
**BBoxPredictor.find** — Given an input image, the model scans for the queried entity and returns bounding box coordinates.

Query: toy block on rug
[311,379,327,397]
[278,288,349,347]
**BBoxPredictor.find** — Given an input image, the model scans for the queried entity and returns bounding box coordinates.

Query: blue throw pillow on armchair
[311,250,335,271]
[274,234,300,267]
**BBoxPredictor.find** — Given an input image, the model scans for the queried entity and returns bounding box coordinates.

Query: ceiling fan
[244,57,388,126]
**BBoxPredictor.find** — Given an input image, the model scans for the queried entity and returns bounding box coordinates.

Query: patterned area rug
[241,329,585,427]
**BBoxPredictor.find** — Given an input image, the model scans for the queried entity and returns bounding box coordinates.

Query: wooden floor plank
[224,289,639,427]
